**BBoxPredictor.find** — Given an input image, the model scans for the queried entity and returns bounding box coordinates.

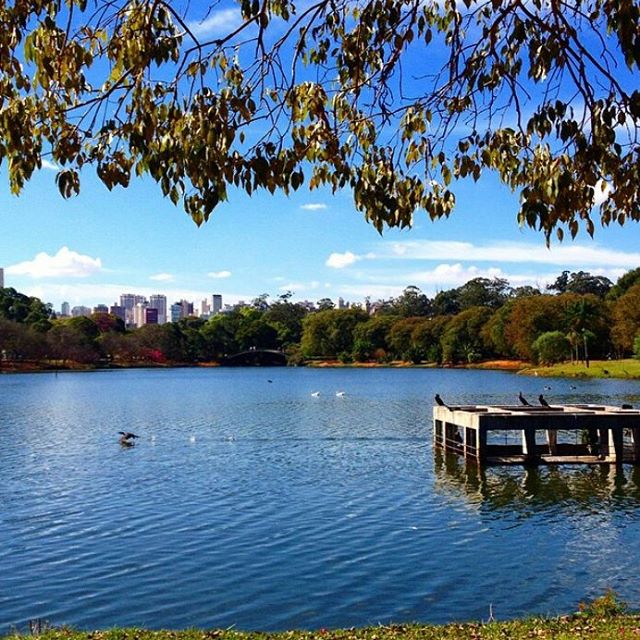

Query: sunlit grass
[520,359,640,379]
[5,594,638,640]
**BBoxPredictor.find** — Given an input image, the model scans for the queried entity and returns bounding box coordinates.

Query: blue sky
[2,3,639,312]
[3,161,639,313]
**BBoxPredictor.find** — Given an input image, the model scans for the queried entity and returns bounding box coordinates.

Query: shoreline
[3,606,638,640]
[2,358,639,379]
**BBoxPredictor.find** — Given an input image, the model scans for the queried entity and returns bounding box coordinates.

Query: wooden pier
[433,403,640,465]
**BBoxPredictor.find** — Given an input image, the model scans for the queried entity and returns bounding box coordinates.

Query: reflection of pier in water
[433,404,640,465]
[434,450,640,510]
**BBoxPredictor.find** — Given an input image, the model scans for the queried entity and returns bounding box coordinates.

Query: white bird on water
[336,391,346,397]
[311,391,320,397]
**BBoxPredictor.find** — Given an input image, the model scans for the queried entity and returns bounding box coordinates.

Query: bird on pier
[518,391,532,406]
[434,393,449,409]
[622,404,634,409]
[118,431,139,446]
[538,394,550,407]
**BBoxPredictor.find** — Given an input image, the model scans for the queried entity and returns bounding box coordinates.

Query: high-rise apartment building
[212,294,222,315]
[133,302,148,328]
[110,305,125,323]
[0,267,4,288]
[149,294,167,324]
[71,305,92,317]
[120,293,146,327]
[61,301,70,316]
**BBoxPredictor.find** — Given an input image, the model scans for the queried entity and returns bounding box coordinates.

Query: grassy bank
[519,359,640,379]
[4,595,638,640]
[5,614,640,640]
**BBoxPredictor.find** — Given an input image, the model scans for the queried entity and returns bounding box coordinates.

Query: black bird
[118,431,139,446]
[434,393,448,408]
[518,391,532,406]
[538,394,550,407]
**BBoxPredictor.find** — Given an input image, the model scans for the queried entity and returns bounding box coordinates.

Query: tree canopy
[1,0,638,240]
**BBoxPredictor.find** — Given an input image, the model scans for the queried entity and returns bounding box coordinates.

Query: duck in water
[118,431,139,446]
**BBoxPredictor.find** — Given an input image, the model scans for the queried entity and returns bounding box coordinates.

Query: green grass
[519,359,640,379]
[5,615,640,640]
[4,595,639,640]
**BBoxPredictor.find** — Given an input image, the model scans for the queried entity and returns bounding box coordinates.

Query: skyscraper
[0,267,4,288]
[149,294,167,324]
[212,294,222,314]
[61,301,70,316]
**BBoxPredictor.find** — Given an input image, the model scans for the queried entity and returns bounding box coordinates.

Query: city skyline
[3,162,640,311]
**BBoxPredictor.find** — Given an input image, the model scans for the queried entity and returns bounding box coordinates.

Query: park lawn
[519,359,640,379]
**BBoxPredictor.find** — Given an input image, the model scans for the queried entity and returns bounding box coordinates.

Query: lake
[1,367,640,633]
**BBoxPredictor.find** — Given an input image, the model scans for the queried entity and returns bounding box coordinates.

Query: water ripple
[2,368,640,632]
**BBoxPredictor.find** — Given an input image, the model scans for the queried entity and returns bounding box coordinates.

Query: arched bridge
[222,349,287,366]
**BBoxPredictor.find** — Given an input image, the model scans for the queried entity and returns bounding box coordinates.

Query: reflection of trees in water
[434,450,640,514]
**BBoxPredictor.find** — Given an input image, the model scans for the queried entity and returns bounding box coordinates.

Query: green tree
[301,308,368,357]
[441,306,491,364]
[456,278,512,311]
[547,271,613,297]
[0,318,47,362]
[503,294,568,361]
[412,315,450,363]
[532,331,571,365]
[0,288,52,329]
[351,315,397,361]
[263,298,308,347]
[608,268,640,300]
[386,286,433,318]
[1,2,638,239]
[387,317,425,362]
[611,285,640,355]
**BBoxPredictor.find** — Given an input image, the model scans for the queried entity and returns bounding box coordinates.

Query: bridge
[222,349,287,366]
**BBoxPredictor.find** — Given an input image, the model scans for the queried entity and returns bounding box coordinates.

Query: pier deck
[433,403,640,465]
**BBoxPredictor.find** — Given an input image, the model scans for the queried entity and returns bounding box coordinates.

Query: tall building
[110,305,125,323]
[212,294,222,314]
[93,304,109,314]
[170,302,182,323]
[149,294,167,324]
[0,267,4,288]
[170,299,193,322]
[71,305,91,317]
[120,293,146,327]
[200,298,210,317]
[133,302,148,328]
[61,301,70,317]
[145,308,158,325]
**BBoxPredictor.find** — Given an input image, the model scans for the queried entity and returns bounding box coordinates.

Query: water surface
[1,367,640,632]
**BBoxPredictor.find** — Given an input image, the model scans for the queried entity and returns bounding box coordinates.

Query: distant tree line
[2,268,640,369]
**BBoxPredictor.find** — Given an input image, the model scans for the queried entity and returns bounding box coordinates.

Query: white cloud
[41,159,59,171]
[7,247,102,278]
[326,251,360,269]
[384,240,640,268]
[300,203,328,211]
[591,180,611,207]
[187,8,241,38]
[278,281,321,293]
[150,273,174,282]
[207,270,232,279]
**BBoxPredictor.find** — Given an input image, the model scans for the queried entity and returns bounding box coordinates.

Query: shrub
[532,331,571,364]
